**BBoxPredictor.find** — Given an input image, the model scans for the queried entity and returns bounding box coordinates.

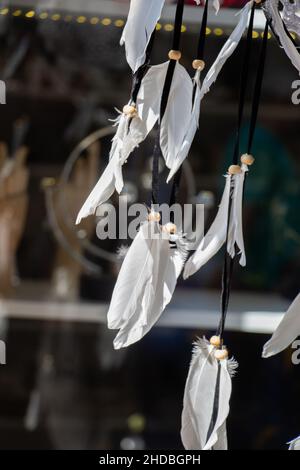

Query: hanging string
[232,2,255,165]
[169,0,210,210]
[217,16,269,341]
[247,20,269,154]
[152,0,185,206]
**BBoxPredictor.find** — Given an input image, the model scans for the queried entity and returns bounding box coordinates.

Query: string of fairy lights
[0,6,276,39]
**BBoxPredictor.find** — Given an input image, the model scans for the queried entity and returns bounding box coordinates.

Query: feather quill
[121,0,165,73]
[181,337,236,450]
[262,292,300,358]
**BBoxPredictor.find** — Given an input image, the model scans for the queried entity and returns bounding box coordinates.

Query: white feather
[181,338,234,450]
[183,174,231,279]
[200,1,254,100]
[76,63,168,224]
[160,62,194,169]
[107,221,162,330]
[227,164,248,267]
[111,232,186,349]
[288,436,300,450]
[184,166,248,279]
[120,0,165,73]
[167,70,202,182]
[265,0,300,75]
[167,2,251,182]
[262,292,300,358]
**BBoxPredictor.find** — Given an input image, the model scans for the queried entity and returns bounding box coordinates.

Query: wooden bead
[214,348,228,361]
[228,165,242,175]
[210,336,221,348]
[241,153,255,166]
[148,211,161,223]
[123,105,137,117]
[168,50,181,61]
[163,223,177,234]
[192,59,205,71]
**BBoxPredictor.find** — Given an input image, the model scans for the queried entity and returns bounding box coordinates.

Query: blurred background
[0,0,299,450]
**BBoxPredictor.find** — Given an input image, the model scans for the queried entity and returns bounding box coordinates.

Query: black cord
[152,0,185,206]
[217,17,269,341]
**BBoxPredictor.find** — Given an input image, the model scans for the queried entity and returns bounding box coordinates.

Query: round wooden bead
[123,104,137,117]
[192,59,205,71]
[210,336,221,348]
[241,153,255,166]
[163,223,177,234]
[168,50,181,61]
[148,211,161,223]
[228,165,242,175]
[214,348,228,361]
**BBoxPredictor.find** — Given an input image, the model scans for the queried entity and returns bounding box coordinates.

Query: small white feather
[227,164,248,267]
[288,436,300,450]
[183,174,231,279]
[200,1,254,100]
[167,70,202,182]
[121,0,165,73]
[262,292,300,358]
[160,62,194,169]
[181,337,234,450]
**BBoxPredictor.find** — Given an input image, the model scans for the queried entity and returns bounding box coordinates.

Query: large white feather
[112,233,186,349]
[167,70,202,182]
[265,0,300,75]
[200,1,254,100]
[262,292,300,358]
[167,2,251,182]
[160,62,194,169]
[181,338,234,450]
[183,174,232,279]
[120,0,165,73]
[107,221,160,330]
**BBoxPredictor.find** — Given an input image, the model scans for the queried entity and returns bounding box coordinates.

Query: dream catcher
[74,0,298,450]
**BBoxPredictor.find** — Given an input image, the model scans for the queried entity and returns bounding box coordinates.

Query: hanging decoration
[184,3,269,279]
[181,5,269,451]
[72,0,299,450]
